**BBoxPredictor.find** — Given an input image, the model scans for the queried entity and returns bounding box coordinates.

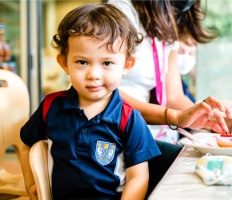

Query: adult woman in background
[108,0,231,143]
[107,0,232,196]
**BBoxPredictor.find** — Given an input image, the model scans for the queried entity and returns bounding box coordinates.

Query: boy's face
[57,35,134,104]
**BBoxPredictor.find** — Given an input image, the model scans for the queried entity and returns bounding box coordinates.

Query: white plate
[179,132,232,156]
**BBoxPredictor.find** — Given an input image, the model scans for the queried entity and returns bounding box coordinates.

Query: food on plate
[216,134,232,147]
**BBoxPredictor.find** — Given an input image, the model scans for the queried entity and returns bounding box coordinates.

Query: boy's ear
[57,54,69,74]
[122,56,135,76]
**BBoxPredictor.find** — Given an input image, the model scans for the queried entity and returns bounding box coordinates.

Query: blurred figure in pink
[0,23,11,70]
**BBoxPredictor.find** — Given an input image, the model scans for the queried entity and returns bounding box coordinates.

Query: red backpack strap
[42,90,67,123]
[120,100,133,133]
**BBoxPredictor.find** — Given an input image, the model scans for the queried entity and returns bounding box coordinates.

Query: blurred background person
[0,23,11,70]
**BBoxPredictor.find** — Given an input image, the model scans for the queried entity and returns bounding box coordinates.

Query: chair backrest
[0,69,29,161]
[0,69,30,196]
[29,140,52,200]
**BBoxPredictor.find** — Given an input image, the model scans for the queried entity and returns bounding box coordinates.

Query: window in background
[0,1,20,74]
[41,0,100,97]
[195,0,232,101]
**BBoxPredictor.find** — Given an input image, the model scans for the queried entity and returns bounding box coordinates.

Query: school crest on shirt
[95,140,116,165]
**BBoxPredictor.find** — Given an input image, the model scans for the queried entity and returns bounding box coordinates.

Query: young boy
[20,3,161,200]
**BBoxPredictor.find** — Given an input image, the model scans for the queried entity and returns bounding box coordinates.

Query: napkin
[195,153,232,185]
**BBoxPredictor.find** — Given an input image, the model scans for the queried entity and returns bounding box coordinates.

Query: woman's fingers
[204,97,232,119]
[221,100,232,118]
[203,96,226,112]
[203,98,232,132]
[205,109,229,134]
[178,101,229,133]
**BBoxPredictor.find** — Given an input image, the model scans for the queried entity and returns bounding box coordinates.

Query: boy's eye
[103,61,113,67]
[77,60,87,65]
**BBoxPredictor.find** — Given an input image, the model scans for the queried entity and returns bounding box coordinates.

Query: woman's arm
[119,89,230,134]
[166,49,194,109]
[119,89,168,124]
[121,162,149,200]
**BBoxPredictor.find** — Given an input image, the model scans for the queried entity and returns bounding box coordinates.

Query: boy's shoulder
[43,90,68,123]
[45,90,67,99]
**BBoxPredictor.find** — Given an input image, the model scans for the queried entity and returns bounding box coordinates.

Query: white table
[148,146,232,200]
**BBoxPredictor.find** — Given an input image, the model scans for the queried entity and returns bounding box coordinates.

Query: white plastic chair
[29,140,52,200]
[0,69,29,197]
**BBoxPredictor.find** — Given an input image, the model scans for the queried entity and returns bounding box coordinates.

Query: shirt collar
[63,86,123,124]
[100,89,123,124]
[63,86,80,110]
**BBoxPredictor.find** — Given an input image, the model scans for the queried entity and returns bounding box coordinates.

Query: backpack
[42,90,133,133]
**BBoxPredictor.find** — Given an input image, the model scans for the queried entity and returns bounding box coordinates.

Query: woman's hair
[52,3,143,58]
[132,0,216,44]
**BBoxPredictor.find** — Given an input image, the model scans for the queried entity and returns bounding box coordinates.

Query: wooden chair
[29,140,52,200]
[0,69,30,197]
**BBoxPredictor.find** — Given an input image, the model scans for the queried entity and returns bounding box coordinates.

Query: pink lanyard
[151,38,166,106]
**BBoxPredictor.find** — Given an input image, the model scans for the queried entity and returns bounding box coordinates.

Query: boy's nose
[86,66,102,79]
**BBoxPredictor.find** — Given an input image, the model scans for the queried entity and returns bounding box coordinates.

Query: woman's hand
[176,96,232,134]
[204,97,232,118]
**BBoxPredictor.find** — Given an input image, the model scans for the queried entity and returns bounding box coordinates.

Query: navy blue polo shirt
[20,86,161,200]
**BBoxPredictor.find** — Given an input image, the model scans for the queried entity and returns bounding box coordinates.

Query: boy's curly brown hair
[52,3,143,59]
